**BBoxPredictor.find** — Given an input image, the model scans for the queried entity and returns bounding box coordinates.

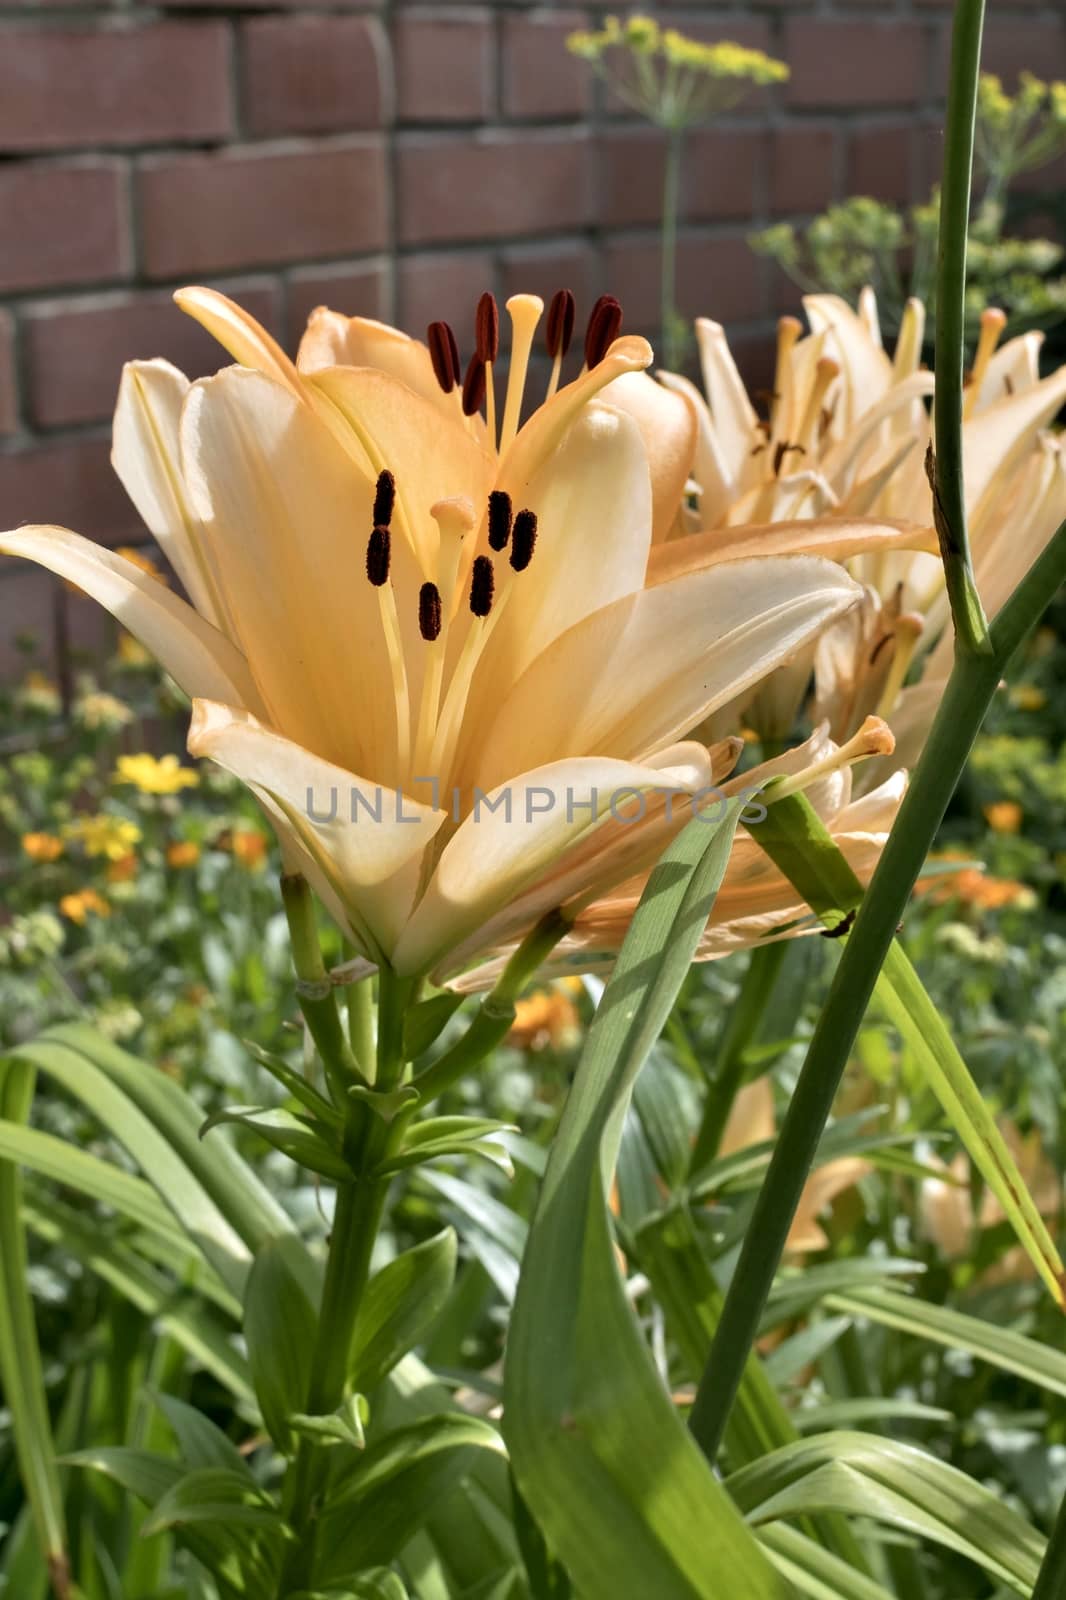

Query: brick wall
[1,0,1063,679]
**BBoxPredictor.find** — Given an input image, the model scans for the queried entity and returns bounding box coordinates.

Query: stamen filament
[376,583,412,783]
[770,716,896,802]
[875,614,924,719]
[964,307,1006,420]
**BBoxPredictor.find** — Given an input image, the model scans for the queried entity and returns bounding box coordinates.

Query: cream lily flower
[446,720,904,990]
[662,290,1066,756]
[1,288,864,979]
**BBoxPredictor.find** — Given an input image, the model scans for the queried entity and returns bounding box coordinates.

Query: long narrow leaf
[505,803,789,1600]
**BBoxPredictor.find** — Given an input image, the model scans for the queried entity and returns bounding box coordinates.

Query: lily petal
[112,359,230,630]
[393,751,710,977]
[0,525,257,708]
[174,286,304,399]
[189,700,447,959]
[472,557,862,788]
[297,309,465,423]
[647,516,935,586]
[803,294,895,426]
[597,371,698,542]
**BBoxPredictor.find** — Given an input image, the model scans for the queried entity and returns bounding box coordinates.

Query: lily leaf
[200,1105,352,1183]
[291,1395,369,1451]
[351,1229,458,1393]
[504,800,790,1599]
[242,1040,342,1126]
[244,1235,319,1455]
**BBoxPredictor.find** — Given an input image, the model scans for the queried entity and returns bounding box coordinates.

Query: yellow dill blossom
[59,888,111,924]
[230,828,269,870]
[18,670,62,716]
[64,814,142,861]
[984,800,1023,834]
[75,689,134,732]
[166,840,201,869]
[21,831,65,863]
[115,752,200,795]
[113,545,167,584]
[1009,684,1047,712]
[116,631,152,668]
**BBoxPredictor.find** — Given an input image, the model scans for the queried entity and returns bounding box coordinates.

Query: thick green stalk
[1031,1489,1066,1600]
[661,127,685,369]
[277,966,410,1594]
[932,0,991,655]
[687,515,1066,1465]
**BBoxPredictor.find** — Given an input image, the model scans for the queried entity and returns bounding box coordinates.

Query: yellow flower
[115,753,200,795]
[113,545,167,583]
[1009,683,1047,711]
[167,840,201,869]
[59,889,111,924]
[21,831,65,863]
[984,800,1022,834]
[0,286,864,980]
[64,814,142,861]
[116,631,152,667]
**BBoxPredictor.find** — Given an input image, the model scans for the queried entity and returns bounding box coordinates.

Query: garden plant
[1,1,1065,1597]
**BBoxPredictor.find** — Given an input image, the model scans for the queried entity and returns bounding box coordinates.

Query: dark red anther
[469,554,496,618]
[583,295,623,369]
[373,469,396,528]
[546,288,576,360]
[487,490,513,552]
[509,509,538,572]
[418,582,443,642]
[476,292,499,363]
[427,320,461,393]
[462,354,487,418]
[366,525,391,587]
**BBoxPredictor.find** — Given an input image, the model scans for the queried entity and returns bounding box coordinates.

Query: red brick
[0,568,57,680]
[946,20,1066,91]
[397,251,495,342]
[394,12,494,124]
[137,140,388,280]
[22,280,282,430]
[499,242,597,317]
[240,16,387,138]
[397,131,592,246]
[600,127,763,230]
[847,124,916,204]
[0,313,17,437]
[286,259,390,348]
[0,160,127,294]
[770,125,837,215]
[0,22,232,153]
[501,13,590,120]
[603,232,765,339]
[0,436,140,549]
[785,21,930,109]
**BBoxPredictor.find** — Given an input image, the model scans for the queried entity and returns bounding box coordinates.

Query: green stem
[280,874,361,1101]
[688,943,788,1177]
[661,127,685,369]
[347,972,376,1078]
[277,967,411,1594]
[933,0,991,656]
[413,910,571,1105]
[687,519,1066,1467]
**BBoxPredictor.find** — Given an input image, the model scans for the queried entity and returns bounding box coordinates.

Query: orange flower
[107,853,138,883]
[230,828,268,870]
[918,852,1034,910]
[59,889,111,924]
[21,831,64,863]
[507,983,582,1051]
[984,800,1022,834]
[167,840,201,869]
